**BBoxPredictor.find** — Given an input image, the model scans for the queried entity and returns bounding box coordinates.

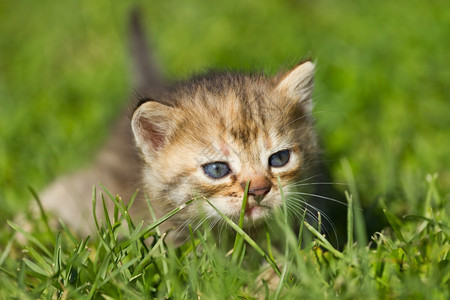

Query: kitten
[131,60,318,240]
[35,12,323,243]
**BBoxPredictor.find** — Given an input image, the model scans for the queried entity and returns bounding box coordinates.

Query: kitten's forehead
[165,72,308,161]
[197,87,273,150]
[178,74,286,133]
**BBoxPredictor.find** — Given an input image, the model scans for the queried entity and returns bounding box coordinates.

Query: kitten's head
[132,61,318,230]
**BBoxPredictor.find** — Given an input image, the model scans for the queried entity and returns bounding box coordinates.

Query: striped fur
[132,61,318,239]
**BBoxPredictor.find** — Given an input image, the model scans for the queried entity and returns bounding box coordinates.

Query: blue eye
[203,162,231,179]
[269,149,290,167]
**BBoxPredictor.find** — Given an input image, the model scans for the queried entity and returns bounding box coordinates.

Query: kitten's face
[132,61,317,230]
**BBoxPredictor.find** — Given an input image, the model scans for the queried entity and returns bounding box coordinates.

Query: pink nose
[248,185,271,197]
[242,176,272,198]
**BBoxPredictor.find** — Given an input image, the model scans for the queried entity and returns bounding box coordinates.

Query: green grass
[1,177,448,298]
[0,0,449,298]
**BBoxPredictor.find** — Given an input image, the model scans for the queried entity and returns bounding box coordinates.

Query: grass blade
[28,186,52,235]
[341,158,367,246]
[23,258,50,276]
[99,183,137,234]
[232,180,249,264]
[265,224,275,262]
[140,198,196,239]
[274,177,289,298]
[304,221,343,258]
[0,233,15,268]
[383,208,406,243]
[58,218,78,245]
[346,191,354,250]
[7,221,52,257]
[297,208,307,251]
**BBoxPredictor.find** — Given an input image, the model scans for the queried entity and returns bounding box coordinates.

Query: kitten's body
[37,13,325,242]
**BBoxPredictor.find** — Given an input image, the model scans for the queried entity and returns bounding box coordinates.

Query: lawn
[0,0,448,298]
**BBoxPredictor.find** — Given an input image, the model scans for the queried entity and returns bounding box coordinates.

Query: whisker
[193,217,209,233]
[218,220,227,237]
[288,182,347,187]
[277,112,318,134]
[288,191,347,207]
[283,175,322,189]
[208,216,221,231]
[175,215,198,238]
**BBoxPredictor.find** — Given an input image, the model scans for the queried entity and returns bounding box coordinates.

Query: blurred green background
[1,0,449,221]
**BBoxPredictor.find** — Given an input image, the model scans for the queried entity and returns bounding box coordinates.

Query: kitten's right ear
[131,101,174,156]
[276,60,315,114]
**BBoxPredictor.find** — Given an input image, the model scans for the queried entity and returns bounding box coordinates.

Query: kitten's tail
[128,8,165,96]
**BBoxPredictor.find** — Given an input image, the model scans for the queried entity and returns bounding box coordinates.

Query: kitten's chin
[242,206,271,227]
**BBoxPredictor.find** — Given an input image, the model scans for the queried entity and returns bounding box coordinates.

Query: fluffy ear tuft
[131,101,174,157]
[276,60,315,114]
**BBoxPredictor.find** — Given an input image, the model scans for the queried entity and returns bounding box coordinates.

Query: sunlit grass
[1,174,448,298]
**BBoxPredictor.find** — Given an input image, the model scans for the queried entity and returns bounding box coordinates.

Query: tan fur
[132,61,318,240]
[36,111,142,233]
[31,59,318,243]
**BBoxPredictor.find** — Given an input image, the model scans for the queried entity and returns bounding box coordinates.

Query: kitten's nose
[243,176,272,200]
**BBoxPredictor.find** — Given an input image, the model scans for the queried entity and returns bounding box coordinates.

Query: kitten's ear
[276,60,315,114]
[132,101,174,156]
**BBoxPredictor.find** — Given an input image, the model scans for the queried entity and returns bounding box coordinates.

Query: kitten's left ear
[131,100,175,158]
[276,60,315,114]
